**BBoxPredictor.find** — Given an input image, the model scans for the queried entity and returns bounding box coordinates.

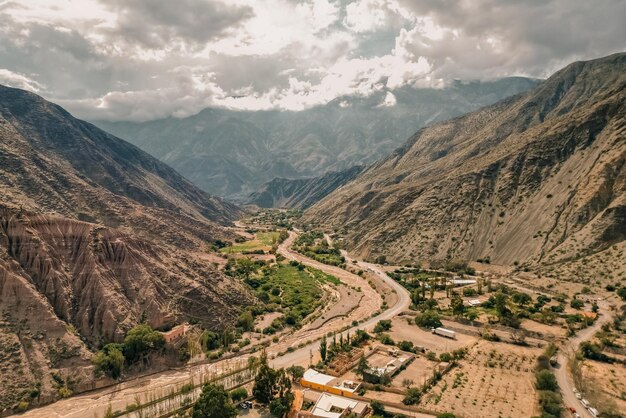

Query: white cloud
[0,0,624,121]
[0,69,43,92]
[378,91,397,107]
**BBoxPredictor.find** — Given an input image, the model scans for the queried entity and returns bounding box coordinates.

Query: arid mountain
[94,78,540,200]
[0,86,253,409]
[304,53,626,267]
[248,165,365,209]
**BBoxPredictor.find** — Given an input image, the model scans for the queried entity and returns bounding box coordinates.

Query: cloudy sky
[0,0,624,121]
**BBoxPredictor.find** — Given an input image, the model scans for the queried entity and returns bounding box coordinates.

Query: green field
[245,263,340,330]
[220,231,282,254]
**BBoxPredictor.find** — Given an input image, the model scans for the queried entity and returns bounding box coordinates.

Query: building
[301,369,361,397]
[362,355,411,384]
[447,278,477,287]
[303,392,369,418]
[161,324,189,344]
[581,311,598,320]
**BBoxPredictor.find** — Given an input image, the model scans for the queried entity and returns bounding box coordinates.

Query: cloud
[0,0,623,121]
[0,69,43,92]
[101,0,254,50]
[378,91,397,107]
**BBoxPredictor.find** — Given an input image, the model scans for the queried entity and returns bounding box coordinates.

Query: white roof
[449,279,476,285]
[303,369,336,386]
[311,393,364,418]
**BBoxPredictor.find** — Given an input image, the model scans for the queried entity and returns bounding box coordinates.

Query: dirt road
[21,231,410,418]
[553,299,613,418]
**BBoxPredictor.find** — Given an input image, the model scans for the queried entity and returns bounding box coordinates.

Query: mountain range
[0,85,253,408]
[94,78,540,200]
[303,53,626,267]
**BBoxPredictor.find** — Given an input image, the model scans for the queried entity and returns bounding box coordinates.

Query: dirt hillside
[304,53,626,266]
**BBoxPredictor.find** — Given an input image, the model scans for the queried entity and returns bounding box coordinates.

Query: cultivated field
[421,341,541,418]
[391,355,437,388]
[220,231,282,253]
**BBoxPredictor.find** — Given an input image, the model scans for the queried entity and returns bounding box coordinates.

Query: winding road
[21,230,411,418]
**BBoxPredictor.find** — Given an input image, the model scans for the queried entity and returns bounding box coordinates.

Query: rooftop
[311,393,368,418]
[303,369,337,386]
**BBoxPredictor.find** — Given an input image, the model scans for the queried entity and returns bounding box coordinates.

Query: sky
[0,0,624,122]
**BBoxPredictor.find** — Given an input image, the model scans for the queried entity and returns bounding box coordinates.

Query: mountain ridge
[303,53,626,266]
[94,77,541,200]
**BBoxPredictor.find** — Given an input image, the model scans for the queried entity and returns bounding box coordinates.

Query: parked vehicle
[580,399,590,408]
[588,407,598,417]
[239,401,253,409]
[432,327,456,339]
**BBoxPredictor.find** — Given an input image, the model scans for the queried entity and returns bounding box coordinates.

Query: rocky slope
[248,165,365,209]
[304,53,626,267]
[0,86,253,410]
[95,78,540,200]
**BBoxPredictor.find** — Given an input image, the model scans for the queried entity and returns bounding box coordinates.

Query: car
[568,407,576,413]
[573,388,579,394]
[239,401,253,409]
[575,393,582,400]
[573,414,581,418]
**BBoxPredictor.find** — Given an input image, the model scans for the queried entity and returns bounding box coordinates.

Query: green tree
[373,319,392,333]
[286,365,305,382]
[236,257,256,280]
[370,400,385,415]
[253,352,277,404]
[237,311,254,332]
[269,369,293,417]
[494,291,510,319]
[450,295,464,317]
[437,414,457,418]
[356,356,369,378]
[617,287,626,301]
[319,335,327,362]
[570,298,584,310]
[192,383,236,418]
[415,310,442,328]
[230,387,248,402]
[512,292,532,306]
[123,324,165,364]
[535,370,558,391]
[93,344,125,379]
[403,387,421,405]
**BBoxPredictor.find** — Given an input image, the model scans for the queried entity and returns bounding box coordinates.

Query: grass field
[220,231,282,254]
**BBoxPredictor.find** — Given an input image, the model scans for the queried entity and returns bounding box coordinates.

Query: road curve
[273,231,411,367]
[21,230,410,418]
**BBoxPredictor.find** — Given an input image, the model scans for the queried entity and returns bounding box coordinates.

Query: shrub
[230,387,248,402]
[535,370,558,391]
[373,320,392,333]
[403,387,421,405]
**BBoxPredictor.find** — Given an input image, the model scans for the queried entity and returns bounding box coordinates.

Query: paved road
[553,299,613,418]
[273,231,411,367]
[21,230,410,418]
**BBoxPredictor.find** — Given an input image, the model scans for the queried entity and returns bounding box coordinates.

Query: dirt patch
[255,312,284,330]
[391,356,438,388]
[422,341,541,418]
[388,316,478,354]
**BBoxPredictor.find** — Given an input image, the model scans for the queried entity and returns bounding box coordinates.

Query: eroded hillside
[0,86,254,410]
